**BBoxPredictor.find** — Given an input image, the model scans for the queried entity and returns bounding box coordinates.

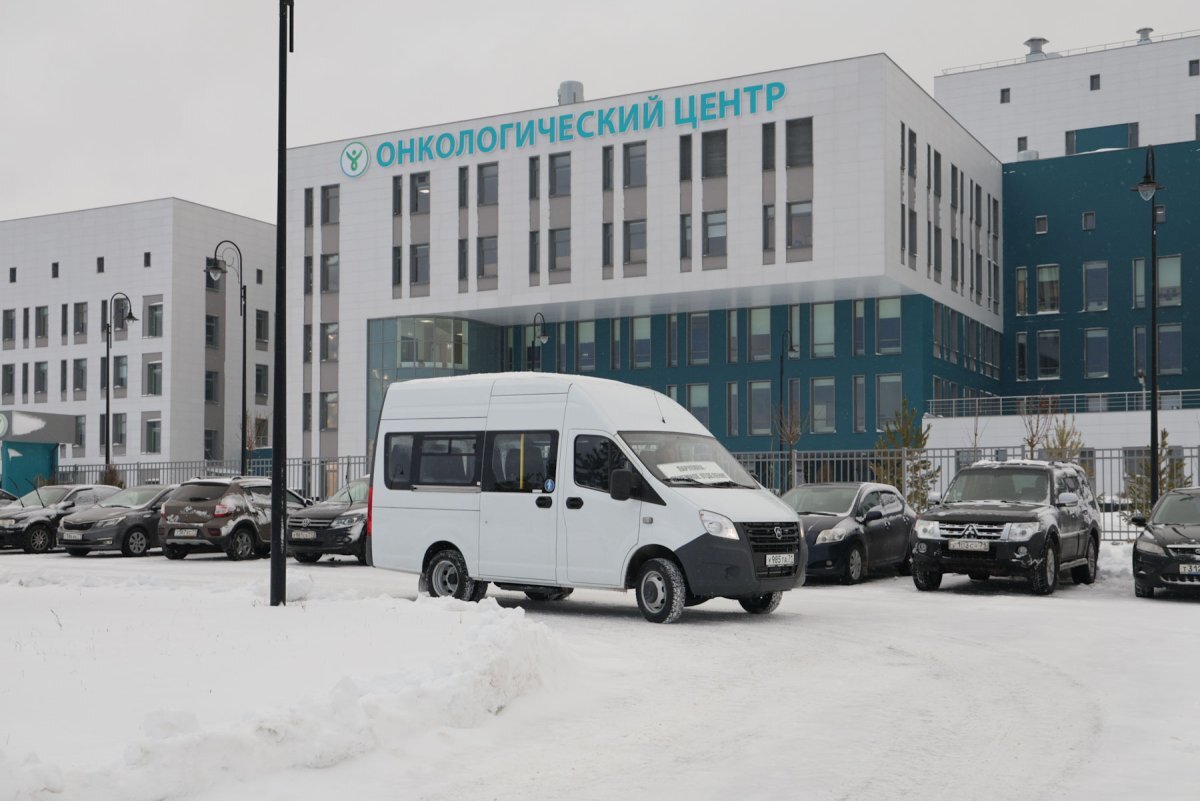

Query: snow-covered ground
[1,543,1197,801]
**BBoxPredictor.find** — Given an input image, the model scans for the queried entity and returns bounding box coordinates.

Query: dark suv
[159,478,309,560]
[0,484,120,553]
[911,460,1101,595]
[286,477,368,564]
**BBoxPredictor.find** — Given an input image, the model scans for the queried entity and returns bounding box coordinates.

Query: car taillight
[366,484,373,538]
[214,503,231,518]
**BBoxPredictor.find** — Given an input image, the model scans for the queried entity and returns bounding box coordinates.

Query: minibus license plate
[765,553,795,567]
[949,539,988,552]
[1180,563,1200,575]
[292,530,316,541]
[62,531,82,541]
[175,528,197,538]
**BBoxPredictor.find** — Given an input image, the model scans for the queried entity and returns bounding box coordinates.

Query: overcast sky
[1,1,1195,223]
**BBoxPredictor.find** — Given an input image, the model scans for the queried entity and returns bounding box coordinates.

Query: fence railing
[926,390,1200,418]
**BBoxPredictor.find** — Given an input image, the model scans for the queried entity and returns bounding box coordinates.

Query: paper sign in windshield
[659,461,732,484]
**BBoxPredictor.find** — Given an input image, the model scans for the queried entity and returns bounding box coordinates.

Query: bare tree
[773,402,809,492]
[1019,395,1057,458]
[1043,413,1085,464]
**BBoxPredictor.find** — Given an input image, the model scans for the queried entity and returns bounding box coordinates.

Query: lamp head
[1136,178,1157,202]
[538,332,549,346]
[205,257,227,283]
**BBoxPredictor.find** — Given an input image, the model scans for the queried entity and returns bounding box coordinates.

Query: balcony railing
[926,390,1200,418]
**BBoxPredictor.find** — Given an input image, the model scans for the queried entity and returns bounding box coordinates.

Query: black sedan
[1132,488,1200,598]
[782,482,916,584]
[58,484,179,557]
[286,477,368,564]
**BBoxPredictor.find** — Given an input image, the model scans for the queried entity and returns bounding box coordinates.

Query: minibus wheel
[635,558,686,624]
[428,548,487,602]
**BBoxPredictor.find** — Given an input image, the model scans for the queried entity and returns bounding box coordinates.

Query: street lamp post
[104,292,138,469]
[1133,145,1164,506]
[205,241,247,476]
[529,312,549,370]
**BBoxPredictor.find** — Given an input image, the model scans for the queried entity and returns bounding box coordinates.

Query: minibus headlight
[699,510,738,540]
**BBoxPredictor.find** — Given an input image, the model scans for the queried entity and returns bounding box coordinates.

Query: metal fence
[926,389,1200,418]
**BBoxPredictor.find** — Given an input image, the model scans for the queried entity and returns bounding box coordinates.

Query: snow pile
[1098,541,1133,583]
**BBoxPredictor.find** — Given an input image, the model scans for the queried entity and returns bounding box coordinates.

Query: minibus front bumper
[676,526,807,599]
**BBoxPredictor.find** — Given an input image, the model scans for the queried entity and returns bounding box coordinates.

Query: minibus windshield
[619,432,758,489]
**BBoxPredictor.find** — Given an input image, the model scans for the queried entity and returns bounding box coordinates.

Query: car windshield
[13,487,71,507]
[328,479,368,504]
[618,431,757,489]
[1151,494,1200,526]
[782,486,858,515]
[944,469,1049,505]
[170,483,227,503]
[100,487,164,508]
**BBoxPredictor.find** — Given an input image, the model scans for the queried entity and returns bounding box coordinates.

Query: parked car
[911,460,1101,595]
[0,485,121,553]
[58,484,178,557]
[782,482,915,584]
[0,488,16,505]
[287,477,368,564]
[158,478,310,560]
[1131,488,1200,598]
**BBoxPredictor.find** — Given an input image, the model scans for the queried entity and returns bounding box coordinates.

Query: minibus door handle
[535,496,553,509]
[565,497,583,510]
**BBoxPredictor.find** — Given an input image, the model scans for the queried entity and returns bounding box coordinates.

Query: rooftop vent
[1016,149,1040,162]
[1136,27,1154,44]
[1023,37,1049,61]
[557,81,584,106]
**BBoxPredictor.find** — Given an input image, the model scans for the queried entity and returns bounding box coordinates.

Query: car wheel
[226,528,256,561]
[739,592,783,615]
[912,566,942,591]
[635,557,686,624]
[162,544,187,560]
[65,548,90,557]
[293,552,322,564]
[1030,539,1059,596]
[426,548,487,602]
[968,571,990,582]
[23,525,53,555]
[1071,537,1098,585]
[841,543,866,585]
[121,528,150,557]
[524,588,573,601]
[1134,579,1155,599]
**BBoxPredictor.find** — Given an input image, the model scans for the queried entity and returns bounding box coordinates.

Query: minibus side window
[485,431,558,492]
[574,435,632,493]
[384,433,414,489]
[416,433,480,486]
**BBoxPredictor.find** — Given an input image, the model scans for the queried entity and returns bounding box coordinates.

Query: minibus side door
[560,432,642,587]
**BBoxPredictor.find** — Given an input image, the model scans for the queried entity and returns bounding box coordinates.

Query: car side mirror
[304,498,314,507]
[1057,492,1079,507]
[610,469,633,502]
[60,501,75,510]
[927,492,941,506]
[862,508,883,523]
[1130,514,1147,527]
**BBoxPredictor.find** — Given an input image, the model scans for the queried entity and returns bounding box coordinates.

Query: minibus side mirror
[610,469,633,502]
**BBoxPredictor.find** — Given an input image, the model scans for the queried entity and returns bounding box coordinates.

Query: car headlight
[815,528,848,544]
[333,514,364,529]
[699,510,738,540]
[915,520,941,540]
[93,517,121,529]
[1136,533,1166,557]
[1007,522,1041,542]
[0,518,16,527]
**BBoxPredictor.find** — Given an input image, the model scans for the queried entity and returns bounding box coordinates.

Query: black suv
[911,460,1101,595]
[286,477,368,564]
[159,478,309,560]
[0,484,120,553]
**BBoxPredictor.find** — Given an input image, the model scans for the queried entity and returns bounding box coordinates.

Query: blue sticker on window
[544,479,555,493]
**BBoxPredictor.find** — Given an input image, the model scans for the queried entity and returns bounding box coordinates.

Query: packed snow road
[1,545,1196,801]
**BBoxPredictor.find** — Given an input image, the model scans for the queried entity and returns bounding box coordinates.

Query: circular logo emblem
[544,479,555,493]
[340,141,370,178]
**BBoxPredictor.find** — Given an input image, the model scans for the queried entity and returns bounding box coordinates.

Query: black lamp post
[1132,145,1164,506]
[205,241,247,476]
[777,328,798,456]
[104,292,138,469]
[529,312,549,370]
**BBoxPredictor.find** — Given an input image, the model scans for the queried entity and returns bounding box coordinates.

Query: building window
[204,371,219,402]
[457,166,469,208]
[528,157,539,199]
[33,361,47,395]
[876,297,902,354]
[0,364,13,397]
[255,364,269,396]
[34,306,48,339]
[600,222,612,267]
[393,246,404,286]
[478,163,498,205]
[726,382,740,437]
[666,315,679,368]
[1158,255,1182,306]
[599,145,613,191]
[1034,215,1048,235]
[320,322,338,361]
[624,142,646,188]
[410,244,430,284]
[1036,265,1060,313]
[679,134,692,181]
[457,239,468,281]
[853,375,866,432]
[610,319,622,370]
[550,228,571,271]
[686,384,710,428]
[146,362,162,396]
[876,374,902,430]
[631,317,651,369]
[748,380,772,436]
[304,188,313,227]
[203,430,219,460]
[749,307,770,362]
[255,268,262,284]
[727,310,739,364]
[1089,74,1100,91]
[762,123,775,171]
[623,220,646,264]
[205,315,220,348]
[411,172,430,213]
[762,205,775,251]
[392,176,403,216]
[808,378,834,434]
[1132,259,1146,309]
[785,118,813,167]
[528,231,539,274]
[1015,267,1028,315]
[51,262,59,278]
[811,303,835,358]
[1083,261,1108,311]
[320,253,340,293]
[320,392,339,430]
[302,393,312,432]
[320,185,340,224]
[255,309,269,342]
[1000,88,1010,103]
[577,321,595,371]
[680,214,692,259]
[1190,59,1199,77]
[113,355,127,389]
[1037,330,1061,379]
[1082,211,1096,230]
[144,420,161,454]
[1084,329,1108,378]
[1155,205,1166,224]
[96,256,104,274]
[112,413,126,446]
[1016,332,1028,381]
[853,300,865,356]
[688,312,710,366]
[477,236,498,278]
[1017,136,1028,152]
[1159,324,1183,374]
[549,153,571,196]
[72,302,88,335]
[703,211,727,257]
[1134,326,1146,377]
[933,151,942,197]
[302,324,312,363]
[787,202,813,249]
[701,130,727,178]
[304,256,313,294]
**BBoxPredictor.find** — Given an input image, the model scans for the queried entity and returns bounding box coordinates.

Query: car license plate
[62,531,82,541]
[1180,563,1200,575]
[765,553,795,567]
[949,539,989,552]
[175,528,198,538]
[291,530,317,541]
